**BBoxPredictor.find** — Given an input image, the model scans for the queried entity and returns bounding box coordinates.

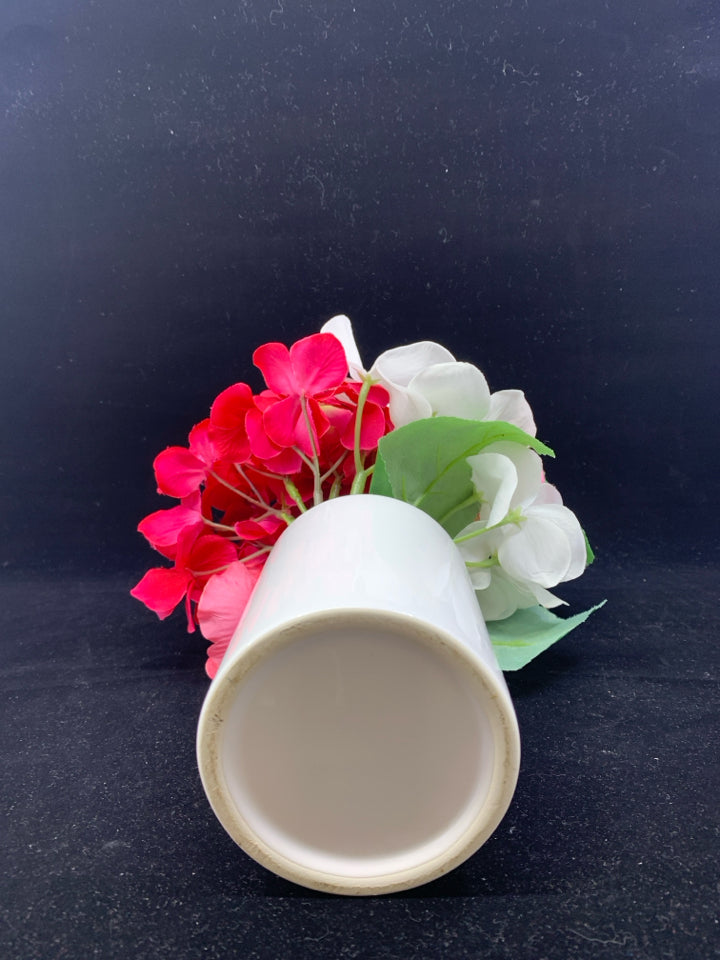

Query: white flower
[321,314,536,434]
[456,447,587,620]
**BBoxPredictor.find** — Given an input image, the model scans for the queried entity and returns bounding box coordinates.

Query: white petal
[409,362,490,420]
[385,385,433,427]
[533,480,563,505]
[468,567,492,590]
[455,520,495,564]
[498,515,573,588]
[320,314,365,379]
[525,503,587,581]
[487,389,537,437]
[475,568,536,621]
[482,442,544,509]
[526,582,567,608]
[370,341,456,388]
[467,452,518,528]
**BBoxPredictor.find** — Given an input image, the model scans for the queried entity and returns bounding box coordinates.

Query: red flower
[209,383,255,461]
[134,329,395,673]
[131,525,238,631]
[253,333,347,457]
[197,561,263,678]
[137,492,203,559]
[154,419,216,498]
[333,382,392,451]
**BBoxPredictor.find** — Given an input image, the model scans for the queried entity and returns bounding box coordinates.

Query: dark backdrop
[2,1,718,958]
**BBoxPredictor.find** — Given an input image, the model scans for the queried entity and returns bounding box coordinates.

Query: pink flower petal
[188,418,217,466]
[186,534,239,578]
[209,383,254,461]
[154,447,208,498]
[259,446,303,474]
[263,395,302,448]
[340,400,389,451]
[234,515,286,541]
[197,561,261,676]
[246,406,282,459]
[289,333,348,395]
[130,567,191,620]
[253,342,297,395]
[137,502,203,557]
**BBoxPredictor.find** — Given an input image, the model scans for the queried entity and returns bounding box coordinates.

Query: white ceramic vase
[196,494,520,895]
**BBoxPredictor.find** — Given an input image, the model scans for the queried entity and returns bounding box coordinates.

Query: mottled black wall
[1,0,717,571]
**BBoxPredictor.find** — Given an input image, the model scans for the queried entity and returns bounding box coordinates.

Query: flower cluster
[133,315,594,676]
[131,330,391,676]
[321,316,588,625]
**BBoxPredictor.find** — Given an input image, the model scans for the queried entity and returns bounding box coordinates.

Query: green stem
[320,452,349,484]
[353,376,373,479]
[452,508,524,545]
[350,463,375,495]
[240,545,273,563]
[209,470,289,521]
[283,478,308,513]
[201,517,238,533]
[234,464,266,506]
[300,396,323,506]
[465,556,499,569]
[188,563,234,578]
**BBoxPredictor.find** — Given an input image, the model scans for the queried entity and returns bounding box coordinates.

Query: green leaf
[488,601,607,671]
[369,417,554,537]
[584,530,595,565]
[367,445,392,498]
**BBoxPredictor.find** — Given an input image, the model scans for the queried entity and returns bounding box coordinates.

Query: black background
[2,1,718,957]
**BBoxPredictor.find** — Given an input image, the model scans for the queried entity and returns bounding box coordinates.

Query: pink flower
[253,333,347,457]
[154,419,217,498]
[254,333,348,397]
[137,492,203,559]
[131,525,238,631]
[209,383,255,462]
[197,561,262,678]
[245,404,303,473]
[333,382,392,451]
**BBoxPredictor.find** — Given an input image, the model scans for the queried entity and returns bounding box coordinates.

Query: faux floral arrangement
[132,316,601,677]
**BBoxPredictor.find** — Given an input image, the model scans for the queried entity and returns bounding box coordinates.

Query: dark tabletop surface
[1,1,718,958]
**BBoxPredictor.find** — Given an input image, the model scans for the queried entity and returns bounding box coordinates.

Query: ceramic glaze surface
[221,621,493,877]
[217,495,501,677]
[197,495,520,894]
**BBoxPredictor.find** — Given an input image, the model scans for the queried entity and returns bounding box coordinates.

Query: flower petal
[533,480,563,506]
[475,567,537,621]
[370,341,456,388]
[409,362,491,420]
[320,315,365,379]
[498,515,573,588]
[137,502,203,557]
[467,452,519,528]
[487,389,537,437]
[386,385,433,428]
[187,534,239,578]
[479,443,544,513]
[526,503,587,581]
[234,516,285,541]
[253,342,297,394]
[209,383,254,462]
[188,418,217,466]
[130,567,191,619]
[339,400,388,451]
[197,561,261,677]
[289,333,348,395]
[263,395,302,448]
[154,447,208,498]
